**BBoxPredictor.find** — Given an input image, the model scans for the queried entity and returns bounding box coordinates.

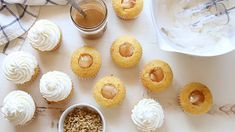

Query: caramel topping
[189,90,205,105]
[75,4,105,28]
[149,67,164,82]
[101,84,118,99]
[78,54,93,68]
[119,43,134,57]
[121,0,136,9]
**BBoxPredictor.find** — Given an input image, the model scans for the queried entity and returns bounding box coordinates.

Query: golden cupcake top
[179,82,213,115]
[71,46,102,78]
[112,0,144,20]
[141,60,173,93]
[111,35,142,68]
[93,76,126,108]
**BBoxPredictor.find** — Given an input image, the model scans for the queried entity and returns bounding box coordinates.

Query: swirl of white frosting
[40,71,72,102]
[1,51,38,84]
[1,90,36,126]
[131,99,164,132]
[28,20,61,51]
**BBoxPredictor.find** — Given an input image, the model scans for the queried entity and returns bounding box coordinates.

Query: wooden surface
[1,0,235,132]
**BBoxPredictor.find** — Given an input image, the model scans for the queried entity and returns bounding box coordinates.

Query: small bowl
[58,103,106,132]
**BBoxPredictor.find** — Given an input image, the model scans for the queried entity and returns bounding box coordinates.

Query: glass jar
[70,0,108,39]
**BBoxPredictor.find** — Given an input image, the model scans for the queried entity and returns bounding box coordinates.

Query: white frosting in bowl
[1,51,38,84]
[131,98,164,132]
[40,71,72,102]
[152,0,235,56]
[1,90,36,126]
[28,20,61,51]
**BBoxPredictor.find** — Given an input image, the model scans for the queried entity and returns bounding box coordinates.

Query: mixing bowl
[151,0,235,56]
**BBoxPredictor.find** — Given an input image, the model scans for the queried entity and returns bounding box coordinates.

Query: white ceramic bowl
[58,103,106,132]
[150,0,235,57]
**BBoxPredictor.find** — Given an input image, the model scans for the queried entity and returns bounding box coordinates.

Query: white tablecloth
[1,0,235,132]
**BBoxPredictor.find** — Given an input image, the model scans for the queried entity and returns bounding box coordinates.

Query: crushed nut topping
[64,107,103,132]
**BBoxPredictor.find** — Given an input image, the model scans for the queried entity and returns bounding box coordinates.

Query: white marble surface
[1,0,235,132]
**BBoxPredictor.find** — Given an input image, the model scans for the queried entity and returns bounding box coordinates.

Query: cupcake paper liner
[110,36,143,68]
[138,60,173,93]
[78,73,98,81]
[93,75,126,108]
[178,82,213,115]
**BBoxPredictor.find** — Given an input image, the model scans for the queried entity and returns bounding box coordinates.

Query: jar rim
[70,0,108,31]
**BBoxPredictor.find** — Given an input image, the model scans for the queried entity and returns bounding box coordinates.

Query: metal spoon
[66,0,87,18]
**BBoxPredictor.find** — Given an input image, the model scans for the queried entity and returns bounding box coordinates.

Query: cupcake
[111,35,142,68]
[112,0,144,20]
[93,76,126,108]
[131,99,164,131]
[179,82,213,115]
[40,71,73,103]
[71,46,102,79]
[140,60,173,93]
[1,90,36,126]
[28,19,62,52]
[1,51,40,85]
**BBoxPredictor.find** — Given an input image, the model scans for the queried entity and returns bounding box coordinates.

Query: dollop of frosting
[1,90,36,126]
[40,71,72,102]
[28,20,61,51]
[131,99,164,132]
[1,51,38,84]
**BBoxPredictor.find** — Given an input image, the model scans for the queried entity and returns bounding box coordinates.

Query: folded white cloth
[0,0,67,54]
[1,0,67,5]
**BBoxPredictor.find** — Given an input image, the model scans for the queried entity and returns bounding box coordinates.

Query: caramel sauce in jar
[70,0,107,39]
[75,4,105,29]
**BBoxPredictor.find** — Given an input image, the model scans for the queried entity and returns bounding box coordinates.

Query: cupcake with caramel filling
[71,46,102,79]
[141,60,173,93]
[93,76,126,108]
[111,35,142,68]
[179,82,213,115]
[112,0,144,20]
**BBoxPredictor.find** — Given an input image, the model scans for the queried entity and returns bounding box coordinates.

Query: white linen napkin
[0,0,67,54]
[1,0,67,5]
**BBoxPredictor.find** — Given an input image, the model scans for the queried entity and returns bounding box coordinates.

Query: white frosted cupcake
[1,90,36,126]
[28,20,62,52]
[131,99,164,132]
[1,51,40,85]
[40,71,73,103]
